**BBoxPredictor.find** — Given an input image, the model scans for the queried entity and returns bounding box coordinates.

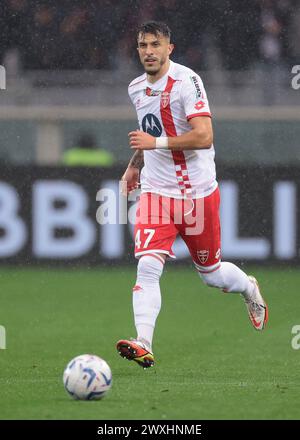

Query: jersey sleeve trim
[187,112,212,121]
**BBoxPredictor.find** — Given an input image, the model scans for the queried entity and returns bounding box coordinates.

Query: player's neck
[146,59,171,84]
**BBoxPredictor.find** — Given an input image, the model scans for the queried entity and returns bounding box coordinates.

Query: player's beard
[143,56,167,76]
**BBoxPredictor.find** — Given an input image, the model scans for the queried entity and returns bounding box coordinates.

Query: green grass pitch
[0,266,299,420]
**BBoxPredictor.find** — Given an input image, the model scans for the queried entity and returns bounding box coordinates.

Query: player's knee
[137,254,164,283]
[200,268,224,289]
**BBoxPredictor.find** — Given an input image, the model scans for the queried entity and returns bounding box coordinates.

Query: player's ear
[168,43,174,56]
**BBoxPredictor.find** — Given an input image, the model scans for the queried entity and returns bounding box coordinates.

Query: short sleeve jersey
[128,60,217,199]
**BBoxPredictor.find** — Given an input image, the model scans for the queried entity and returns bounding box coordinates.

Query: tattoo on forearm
[129,150,144,168]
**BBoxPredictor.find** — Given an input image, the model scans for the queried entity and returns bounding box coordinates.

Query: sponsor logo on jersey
[142,114,163,137]
[190,75,202,98]
[194,100,205,110]
[197,250,209,264]
[160,91,170,108]
[145,87,161,97]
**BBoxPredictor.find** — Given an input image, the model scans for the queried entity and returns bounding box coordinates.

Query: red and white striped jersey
[128,60,217,199]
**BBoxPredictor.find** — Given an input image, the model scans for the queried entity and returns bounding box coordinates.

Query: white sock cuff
[140,253,165,265]
[136,254,164,284]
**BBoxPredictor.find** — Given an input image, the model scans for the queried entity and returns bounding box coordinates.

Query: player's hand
[120,166,140,195]
[129,130,156,150]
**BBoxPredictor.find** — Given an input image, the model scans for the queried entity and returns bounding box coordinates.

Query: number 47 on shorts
[135,229,155,250]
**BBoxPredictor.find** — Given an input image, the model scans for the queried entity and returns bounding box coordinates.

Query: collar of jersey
[145,60,174,90]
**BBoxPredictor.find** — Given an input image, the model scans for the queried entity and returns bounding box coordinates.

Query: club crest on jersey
[161,91,170,108]
[197,250,209,264]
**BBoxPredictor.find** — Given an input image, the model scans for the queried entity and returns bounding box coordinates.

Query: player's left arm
[167,116,213,150]
[129,116,213,151]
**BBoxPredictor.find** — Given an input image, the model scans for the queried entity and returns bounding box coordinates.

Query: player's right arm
[121,150,144,195]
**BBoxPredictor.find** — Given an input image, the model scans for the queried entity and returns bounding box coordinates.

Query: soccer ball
[63,354,112,400]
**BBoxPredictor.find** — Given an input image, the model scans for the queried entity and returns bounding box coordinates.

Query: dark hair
[137,21,171,41]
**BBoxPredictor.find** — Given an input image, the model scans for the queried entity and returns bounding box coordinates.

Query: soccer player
[116,21,268,368]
